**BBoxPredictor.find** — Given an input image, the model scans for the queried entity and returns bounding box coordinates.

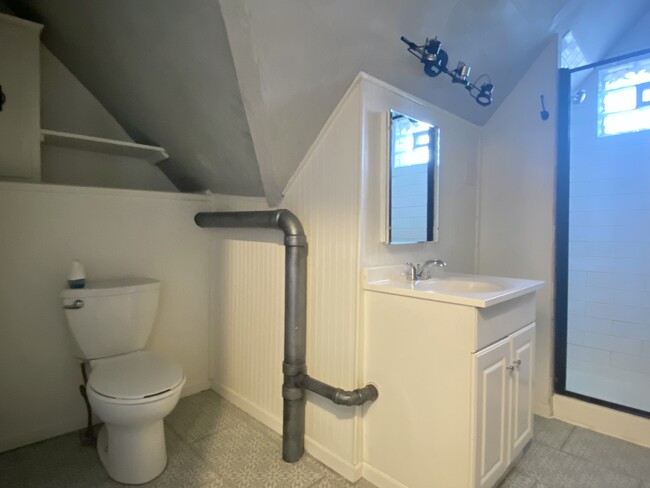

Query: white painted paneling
[0,182,212,452]
[477,40,558,414]
[359,76,481,273]
[209,81,364,478]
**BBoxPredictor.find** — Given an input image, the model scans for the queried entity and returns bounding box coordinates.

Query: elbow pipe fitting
[301,375,378,406]
[195,210,306,246]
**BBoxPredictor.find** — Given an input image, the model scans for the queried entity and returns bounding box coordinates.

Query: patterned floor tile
[82,427,230,488]
[308,476,375,487]
[309,465,376,487]
[3,390,644,488]
[562,426,650,481]
[533,416,575,449]
[193,421,324,488]
[166,390,248,443]
[497,468,537,488]
[516,441,640,488]
[0,430,109,488]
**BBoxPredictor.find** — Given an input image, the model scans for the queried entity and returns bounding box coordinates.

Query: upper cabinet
[0,13,42,181]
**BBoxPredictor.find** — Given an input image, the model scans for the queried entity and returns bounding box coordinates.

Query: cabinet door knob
[513,359,521,367]
[506,365,515,372]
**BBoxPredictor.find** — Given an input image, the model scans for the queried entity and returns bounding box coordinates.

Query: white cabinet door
[0,15,41,180]
[510,323,535,458]
[472,336,511,488]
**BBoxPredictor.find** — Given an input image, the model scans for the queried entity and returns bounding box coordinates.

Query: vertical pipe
[194,210,308,462]
[282,237,307,462]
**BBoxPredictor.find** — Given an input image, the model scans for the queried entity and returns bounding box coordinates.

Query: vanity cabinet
[363,288,538,488]
[473,323,534,488]
[0,13,42,181]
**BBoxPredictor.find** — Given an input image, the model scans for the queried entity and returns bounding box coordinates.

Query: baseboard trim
[211,382,362,481]
[533,400,553,418]
[362,462,409,488]
[553,394,650,448]
[212,382,283,432]
[304,435,363,482]
[181,380,211,398]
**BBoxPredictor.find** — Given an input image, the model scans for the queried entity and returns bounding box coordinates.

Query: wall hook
[540,95,549,121]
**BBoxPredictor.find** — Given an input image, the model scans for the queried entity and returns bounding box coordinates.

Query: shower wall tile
[583,332,642,356]
[643,341,650,357]
[611,352,650,375]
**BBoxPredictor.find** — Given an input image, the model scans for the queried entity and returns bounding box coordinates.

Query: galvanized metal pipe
[301,375,378,406]
[194,210,378,463]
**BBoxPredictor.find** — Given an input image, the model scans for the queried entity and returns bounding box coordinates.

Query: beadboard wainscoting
[209,78,365,480]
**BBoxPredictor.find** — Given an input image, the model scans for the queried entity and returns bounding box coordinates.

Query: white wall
[39,47,176,192]
[0,182,212,452]
[477,40,558,415]
[360,77,480,271]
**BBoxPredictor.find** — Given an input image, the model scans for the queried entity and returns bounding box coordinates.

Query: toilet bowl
[61,278,185,484]
[87,351,185,484]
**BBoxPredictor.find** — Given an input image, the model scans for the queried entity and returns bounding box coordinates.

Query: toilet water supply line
[194,210,378,463]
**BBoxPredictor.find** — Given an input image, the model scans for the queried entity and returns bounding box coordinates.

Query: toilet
[61,278,185,485]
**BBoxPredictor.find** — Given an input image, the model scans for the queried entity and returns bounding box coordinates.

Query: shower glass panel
[557,48,650,417]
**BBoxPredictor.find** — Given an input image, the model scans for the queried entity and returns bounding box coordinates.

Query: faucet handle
[405,262,417,281]
[431,258,447,268]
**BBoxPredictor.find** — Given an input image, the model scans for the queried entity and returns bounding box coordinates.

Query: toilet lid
[88,351,184,400]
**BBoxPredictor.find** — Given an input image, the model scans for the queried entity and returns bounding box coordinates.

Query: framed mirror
[386,110,440,244]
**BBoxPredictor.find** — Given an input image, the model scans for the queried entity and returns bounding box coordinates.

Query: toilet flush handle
[63,299,85,310]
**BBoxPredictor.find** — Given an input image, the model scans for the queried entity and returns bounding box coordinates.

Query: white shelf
[40,129,169,165]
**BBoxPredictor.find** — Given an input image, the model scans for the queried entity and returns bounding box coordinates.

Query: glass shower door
[556,49,650,416]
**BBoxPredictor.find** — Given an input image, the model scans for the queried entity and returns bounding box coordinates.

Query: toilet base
[97,420,167,485]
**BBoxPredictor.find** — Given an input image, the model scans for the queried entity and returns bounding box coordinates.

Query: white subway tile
[584,331,642,356]
[567,344,611,365]
[611,352,650,376]
[587,302,650,326]
[643,342,650,357]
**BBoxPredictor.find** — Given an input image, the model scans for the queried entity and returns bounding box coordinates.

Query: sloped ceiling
[12,0,264,196]
[12,0,650,204]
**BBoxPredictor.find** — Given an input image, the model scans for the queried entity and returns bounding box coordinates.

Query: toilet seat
[89,351,184,401]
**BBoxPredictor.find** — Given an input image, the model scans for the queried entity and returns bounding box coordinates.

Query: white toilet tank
[61,278,161,360]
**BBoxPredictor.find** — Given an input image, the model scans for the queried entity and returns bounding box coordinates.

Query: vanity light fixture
[401,36,494,106]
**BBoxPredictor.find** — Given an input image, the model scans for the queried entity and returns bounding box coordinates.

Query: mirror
[386,110,440,244]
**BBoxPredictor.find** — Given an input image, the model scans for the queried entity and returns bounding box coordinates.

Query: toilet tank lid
[88,351,184,400]
[61,278,160,298]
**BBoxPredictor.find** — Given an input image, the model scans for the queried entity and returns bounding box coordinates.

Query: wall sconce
[401,36,494,107]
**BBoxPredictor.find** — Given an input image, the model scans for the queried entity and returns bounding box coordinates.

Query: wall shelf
[40,129,169,165]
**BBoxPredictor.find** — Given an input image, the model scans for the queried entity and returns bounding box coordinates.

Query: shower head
[572,90,587,105]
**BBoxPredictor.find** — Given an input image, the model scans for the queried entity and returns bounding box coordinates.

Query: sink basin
[419,279,505,294]
[363,265,544,307]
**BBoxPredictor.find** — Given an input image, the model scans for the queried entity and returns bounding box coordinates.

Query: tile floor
[1,390,649,488]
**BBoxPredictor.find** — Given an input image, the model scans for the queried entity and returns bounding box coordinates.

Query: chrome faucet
[406,259,447,281]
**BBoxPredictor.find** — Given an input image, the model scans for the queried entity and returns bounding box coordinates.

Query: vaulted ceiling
[11,0,650,204]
